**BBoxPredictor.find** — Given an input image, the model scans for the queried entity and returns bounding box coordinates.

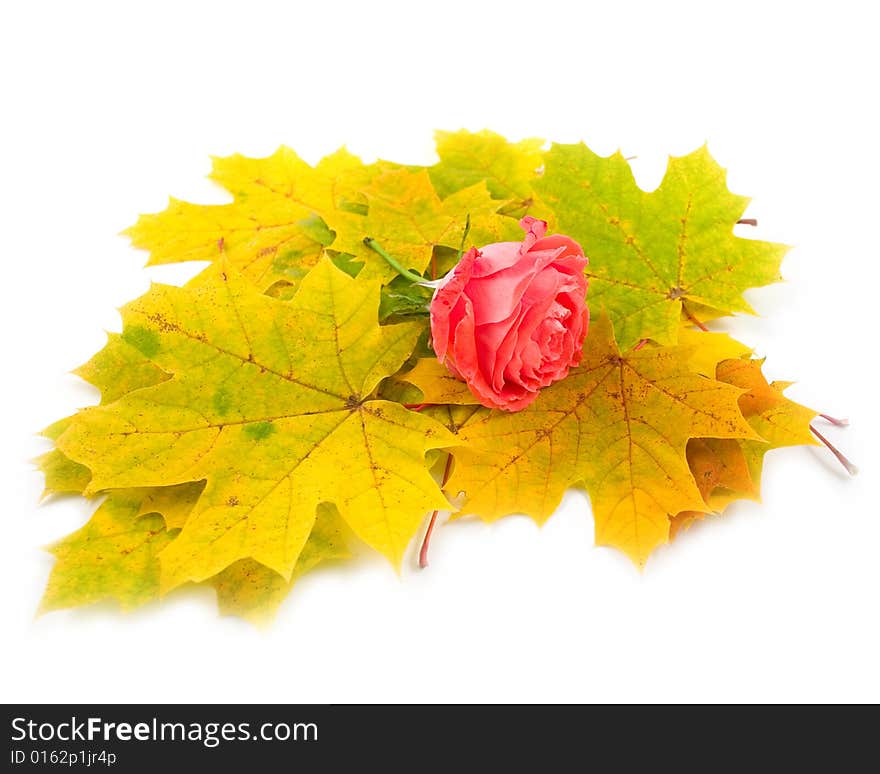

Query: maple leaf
[135,480,205,530]
[38,425,344,621]
[37,418,91,497]
[40,490,177,613]
[212,503,351,627]
[670,357,818,536]
[415,315,758,565]
[38,330,177,498]
[37,333,172,498]
[668,437,758,538]
[390,357,478,405]
[397,328,751,406]
[676,327,752,377]
[125,147,387,291]
[687,437,756,503]
[535,144,788,349]
[350,168,522,281]
[36,131,845,623]
[720,358,817,446]
[708,357,818,508]
[75,331,170,404]
[40,490,351,620]
[430,129,544,210]
[56,258,455,590]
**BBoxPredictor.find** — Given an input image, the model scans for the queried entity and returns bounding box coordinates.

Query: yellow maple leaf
[37,418,92,497]
[668,437,757,539]
[40,491,352,620]
[41,314,349,622]
[36,439,345,621]
[135,481,206,530]
[37,334,174,498]
[397,327,749,407]
[40,490,175,613]
[688,437,757,502]
[670,357,819,535]
[351,168,523,281]
[710,357,819,510]
[124,147,385,291]
[74,331,169,404]
[420,315,758,565]
[676,326,753,377]
[212,503,352,627]
[390,357,478,405]
[57,259,456,590]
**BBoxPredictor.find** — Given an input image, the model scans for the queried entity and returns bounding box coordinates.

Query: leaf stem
[819,413,849,427]
[736,218,758,226]
[364,238,425,284]
[682,303,709,331]
[810,424,859,476]
[419,452,454,569]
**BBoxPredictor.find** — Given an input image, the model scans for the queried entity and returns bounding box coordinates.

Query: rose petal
[430,247,478,362]
[469,217,550,279]
[466,246,566,325]
[532,233,587,267]
[519,216,548,252]
[471,309,520,393]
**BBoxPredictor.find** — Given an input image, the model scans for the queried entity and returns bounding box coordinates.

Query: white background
[1,0,877,703]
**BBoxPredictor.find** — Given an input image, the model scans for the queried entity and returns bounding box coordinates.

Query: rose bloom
[429,216,588,411]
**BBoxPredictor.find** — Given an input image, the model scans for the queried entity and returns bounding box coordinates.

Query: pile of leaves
[37,130,852,625]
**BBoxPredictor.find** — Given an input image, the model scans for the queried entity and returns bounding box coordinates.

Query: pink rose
[429,216,589,411]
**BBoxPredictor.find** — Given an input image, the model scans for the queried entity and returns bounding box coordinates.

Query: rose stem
[682,303,709,332]
[819,413,849,427]
[736,218,758,226]
[810,425,859,476]
[363,237,425,284]
[633,339,649,351]
[419,452,454,569]
[403,403,435,412]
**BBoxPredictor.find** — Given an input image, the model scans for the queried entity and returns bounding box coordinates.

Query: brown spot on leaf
[146,312,179,333]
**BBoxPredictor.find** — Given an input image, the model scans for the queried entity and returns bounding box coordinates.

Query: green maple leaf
[430,129,544,209]
[535,143,787,349]
[56,259,455,590]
